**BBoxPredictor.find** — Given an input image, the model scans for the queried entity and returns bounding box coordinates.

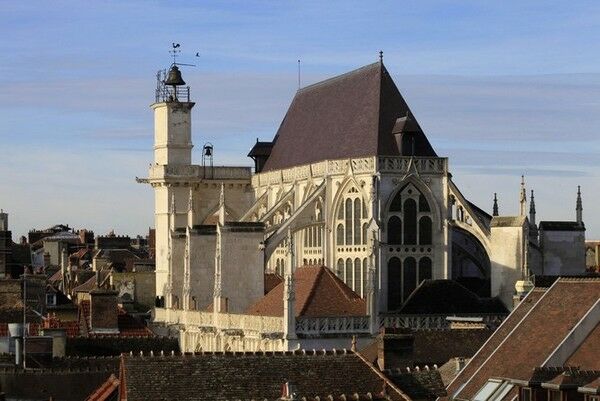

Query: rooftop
[261,62,437,172]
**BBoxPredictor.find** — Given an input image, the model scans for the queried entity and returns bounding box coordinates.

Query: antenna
[297,59,301,90]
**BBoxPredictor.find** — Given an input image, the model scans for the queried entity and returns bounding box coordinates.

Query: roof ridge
[325,265,361,302]
[297,62,381,94]
[299,265,326,316]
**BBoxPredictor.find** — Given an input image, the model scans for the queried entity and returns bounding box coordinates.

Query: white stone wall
[189,233,217,310]
[152,102,194,166]
[490,224,525,308]
[220,227,265,313]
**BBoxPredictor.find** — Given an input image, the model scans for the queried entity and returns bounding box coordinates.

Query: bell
[203,145,213,157]
[164,65,186,86]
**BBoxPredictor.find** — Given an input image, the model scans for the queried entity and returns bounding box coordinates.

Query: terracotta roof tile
[246,265,366,317]
[85,373,119,401]
[73,275,97,293]
[451,279,600,401]
[264,272,283,295]
[566,321,600,368]
[443,288,546,401]
[116,351,406,401]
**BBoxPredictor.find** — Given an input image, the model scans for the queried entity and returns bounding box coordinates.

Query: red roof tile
[264,272,283,294]
[246,265,366,317]
[73,275,97,293]
[566,321,600,368]
[450,279,600,401]
[85,373,119,401]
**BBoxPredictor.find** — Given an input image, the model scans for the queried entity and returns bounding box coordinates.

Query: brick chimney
[43,252,51,268]
[377,328,415,370]
[89,289,119,334]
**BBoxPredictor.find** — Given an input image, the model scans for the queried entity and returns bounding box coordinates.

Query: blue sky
[1,1,599,238]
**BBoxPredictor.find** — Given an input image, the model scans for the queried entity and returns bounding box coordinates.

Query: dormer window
[46,293,57,306]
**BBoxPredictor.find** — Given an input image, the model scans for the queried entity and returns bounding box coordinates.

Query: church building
[141,56,587,350]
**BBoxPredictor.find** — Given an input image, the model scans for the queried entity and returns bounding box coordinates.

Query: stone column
[283,230,297,342]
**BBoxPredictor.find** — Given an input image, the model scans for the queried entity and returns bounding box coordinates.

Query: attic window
[46,293,57,306]
[474,380,514,401]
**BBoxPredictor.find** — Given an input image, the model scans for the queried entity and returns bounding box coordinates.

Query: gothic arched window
[336,224,344,245]
[388,257,402,310]
[388,216,402,245]
[419,216,432,245]
[345,199,353,245]
[354,257,361,294]
[345,258,352,284]
[353,199,362,245]
[336,258,344,277]
[403,199,417,245]
[403,257,417,302]
[419,257,432,284]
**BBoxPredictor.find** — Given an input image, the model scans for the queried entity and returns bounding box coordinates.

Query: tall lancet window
[386,183,435,309]
[334,185,370,296]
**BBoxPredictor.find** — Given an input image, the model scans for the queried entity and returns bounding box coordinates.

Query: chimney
[455,357,466,373]
[89,289,119,334]
[377,328,415,370]
[43,252,51,268]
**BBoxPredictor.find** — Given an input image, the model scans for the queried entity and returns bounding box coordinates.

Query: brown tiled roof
[114,350,408,401]
[449,279,600,401]
[85,373,119,401]
[48,269,62,283]
[73,274,97,293]
[385,368,447,400]
[264,272,283,294]
[246,265,366,317]
[580,376,600,394]
[566,321,600,367]
[541,368,600,390]
[261,62,436,172]
[78,300,153,337]
[361,328,492,369]
[443,288,547,401]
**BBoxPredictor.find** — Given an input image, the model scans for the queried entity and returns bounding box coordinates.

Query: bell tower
[152,65,195,165]
[150,61,195,306]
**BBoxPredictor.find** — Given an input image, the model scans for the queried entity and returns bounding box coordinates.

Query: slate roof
[361,328,492,369]
[246,265,366,317]
[490,216,527,228]
[397,280,508,315]
[96,350,409,401]
[539,221,585,231]
[247,140,274,157]
[385,369,447,400]
[261,62,436,172]
[445,278,600,401]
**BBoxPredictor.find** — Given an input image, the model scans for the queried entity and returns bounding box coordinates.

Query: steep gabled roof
[446,278,600,401]
[246,265,366,317]
[111,350,407,401]
[261,62,436,172]
[397,280,508,315]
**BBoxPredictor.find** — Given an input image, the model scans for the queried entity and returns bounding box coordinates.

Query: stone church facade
[140,59,587,325]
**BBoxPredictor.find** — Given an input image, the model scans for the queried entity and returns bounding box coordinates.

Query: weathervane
[170,43,181,65]
[168,42,198,67]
